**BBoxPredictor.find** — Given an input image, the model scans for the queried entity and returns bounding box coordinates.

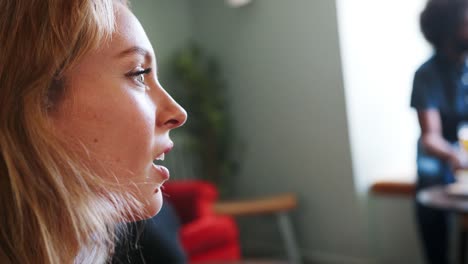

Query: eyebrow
[116,46,153,62]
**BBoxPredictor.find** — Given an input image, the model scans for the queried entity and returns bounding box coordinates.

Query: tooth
[160,153,165,161]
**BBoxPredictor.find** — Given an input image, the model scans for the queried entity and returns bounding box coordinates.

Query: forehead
[99,4,154,59]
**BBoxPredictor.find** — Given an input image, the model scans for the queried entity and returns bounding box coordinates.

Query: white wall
[336,3,432,261]
[336,0,431,191]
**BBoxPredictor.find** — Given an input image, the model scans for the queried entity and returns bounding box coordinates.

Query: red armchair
[163,180,241,263]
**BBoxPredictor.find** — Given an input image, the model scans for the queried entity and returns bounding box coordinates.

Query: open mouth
[153,152,165,164]
[152,152,170,182]
[152,146,172,182]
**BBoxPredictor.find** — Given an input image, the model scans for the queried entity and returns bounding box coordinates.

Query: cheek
[90,97,156,177]
[53,90,156,180]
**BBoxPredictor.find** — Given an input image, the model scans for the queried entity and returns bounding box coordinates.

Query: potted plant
[169,44,241,197]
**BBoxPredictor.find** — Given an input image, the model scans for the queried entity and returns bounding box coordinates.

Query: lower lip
[152,163,170,180]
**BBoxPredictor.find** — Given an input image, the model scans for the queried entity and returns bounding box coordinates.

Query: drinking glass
[458,122,468,152]
[456,122,468,182]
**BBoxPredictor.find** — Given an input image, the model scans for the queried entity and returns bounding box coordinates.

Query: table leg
[276,212,302,264]
[449,213,459,264]
[459,230,467,264]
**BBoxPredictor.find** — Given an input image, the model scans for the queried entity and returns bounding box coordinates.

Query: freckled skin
[51,4,187,219]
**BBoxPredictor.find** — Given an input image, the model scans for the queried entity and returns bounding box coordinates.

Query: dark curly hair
[420,0,468,50]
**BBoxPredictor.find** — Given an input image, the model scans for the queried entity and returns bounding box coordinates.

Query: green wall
[130,0,192,83]
[132,1,423,263]
[189,0,369,261]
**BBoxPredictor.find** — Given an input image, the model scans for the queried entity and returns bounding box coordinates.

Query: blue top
[411,54,468,143]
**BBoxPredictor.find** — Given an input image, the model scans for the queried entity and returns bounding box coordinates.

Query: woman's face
[51,4,187,219]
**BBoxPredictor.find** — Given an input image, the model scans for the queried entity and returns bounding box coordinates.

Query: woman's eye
[127,68,152,86]
[136,73,145,84]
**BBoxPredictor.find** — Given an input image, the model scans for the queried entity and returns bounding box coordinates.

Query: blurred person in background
[412,0,468,263]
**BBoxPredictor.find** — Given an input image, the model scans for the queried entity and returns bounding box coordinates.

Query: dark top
[112,201,187,264]
[411,54,468,143]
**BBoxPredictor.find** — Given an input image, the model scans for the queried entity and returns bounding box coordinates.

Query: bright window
[336,0,432,192]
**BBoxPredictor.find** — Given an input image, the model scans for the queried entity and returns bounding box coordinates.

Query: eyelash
[127,68,152,86]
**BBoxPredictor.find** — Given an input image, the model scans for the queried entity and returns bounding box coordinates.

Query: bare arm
[418,109,460,167]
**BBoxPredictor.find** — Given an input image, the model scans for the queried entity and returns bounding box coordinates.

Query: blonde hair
[0,0,137,263]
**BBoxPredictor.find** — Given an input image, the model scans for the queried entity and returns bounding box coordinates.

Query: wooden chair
[214,193,302,264]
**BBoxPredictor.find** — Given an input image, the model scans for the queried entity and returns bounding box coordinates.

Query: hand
[449,148,468,171]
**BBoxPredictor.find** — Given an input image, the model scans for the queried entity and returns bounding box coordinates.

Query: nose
[156,89,187,130]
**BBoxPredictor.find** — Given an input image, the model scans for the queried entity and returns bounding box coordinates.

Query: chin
[140,190,164,220]
[121,187,163,222]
